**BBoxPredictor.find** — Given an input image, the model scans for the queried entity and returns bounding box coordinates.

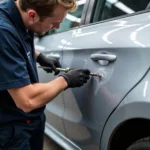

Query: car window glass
[100,0,150,21]
[48,0,86,35]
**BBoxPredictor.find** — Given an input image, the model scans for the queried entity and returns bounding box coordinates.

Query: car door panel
[34,32,67,135]
[62,13,150,149]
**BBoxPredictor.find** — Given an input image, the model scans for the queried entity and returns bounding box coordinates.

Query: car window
[93,0,150,22]
[48,0,86,35]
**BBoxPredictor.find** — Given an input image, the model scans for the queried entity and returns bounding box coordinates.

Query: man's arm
[8,76,67,113]
[8,69,90,113]
[0,29,90,113]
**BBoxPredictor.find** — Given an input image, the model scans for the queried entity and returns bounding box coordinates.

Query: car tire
[127,139,150,150]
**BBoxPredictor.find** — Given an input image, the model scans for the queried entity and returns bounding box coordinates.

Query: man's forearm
[8,76,68,113]
[30,77,67,111]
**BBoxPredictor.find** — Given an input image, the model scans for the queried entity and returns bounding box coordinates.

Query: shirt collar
[6,0,30,40]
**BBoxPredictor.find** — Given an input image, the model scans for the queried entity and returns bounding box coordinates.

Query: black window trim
[80,0,91,25]
[36,0,150,37]
[80,4,150,28]
[83,0,98,25]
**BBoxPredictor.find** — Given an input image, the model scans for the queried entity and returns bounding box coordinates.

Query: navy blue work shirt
[0,0,45,124]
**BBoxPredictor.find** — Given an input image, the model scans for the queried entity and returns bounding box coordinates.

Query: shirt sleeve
[0,26,30,90]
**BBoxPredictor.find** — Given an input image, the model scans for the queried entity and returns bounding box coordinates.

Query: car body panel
[101,68,150,150]
[34,0,150,148]
[61,12,150,149]
[34,32,72,136]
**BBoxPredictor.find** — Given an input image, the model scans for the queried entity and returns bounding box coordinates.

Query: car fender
[100,69,150,150]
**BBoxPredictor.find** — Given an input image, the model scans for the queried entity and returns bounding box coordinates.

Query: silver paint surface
[35,12,150,150]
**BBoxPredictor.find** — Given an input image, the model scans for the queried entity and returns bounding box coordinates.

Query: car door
[62,0,150,149]
[34,0,88,138]
[34,33,66,136]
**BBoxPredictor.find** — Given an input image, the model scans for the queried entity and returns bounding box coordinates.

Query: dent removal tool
[38,66,101,78]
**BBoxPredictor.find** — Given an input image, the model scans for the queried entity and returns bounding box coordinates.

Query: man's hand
[37,53,61,75]
[61,69,90,88]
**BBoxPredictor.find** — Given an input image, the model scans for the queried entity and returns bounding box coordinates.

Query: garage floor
[43,135,64,150]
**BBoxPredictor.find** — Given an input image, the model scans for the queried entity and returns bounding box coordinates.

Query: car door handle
[91,53,116,62]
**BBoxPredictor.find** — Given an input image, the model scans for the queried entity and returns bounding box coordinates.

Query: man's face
[28,5,67,35]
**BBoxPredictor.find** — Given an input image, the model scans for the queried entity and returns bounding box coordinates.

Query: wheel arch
[108,118,150,150]
[100,101,150,150]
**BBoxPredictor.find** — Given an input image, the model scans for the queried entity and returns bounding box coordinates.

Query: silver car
[34,0,150,150]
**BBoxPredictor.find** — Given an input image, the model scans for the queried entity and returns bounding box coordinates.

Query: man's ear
[28,10,39,24]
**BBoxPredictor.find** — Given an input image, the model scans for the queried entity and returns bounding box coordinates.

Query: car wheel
[127,139,150,150]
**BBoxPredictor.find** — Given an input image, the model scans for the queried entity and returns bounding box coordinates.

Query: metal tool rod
[38,66,101,77]
[89,73,101,78]
[56,67,70,73]
[38,66,70,72]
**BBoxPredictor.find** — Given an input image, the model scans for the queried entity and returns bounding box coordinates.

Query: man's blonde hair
[19,0,77,19]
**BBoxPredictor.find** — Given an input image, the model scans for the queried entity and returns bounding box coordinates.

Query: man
[0,0,90,149]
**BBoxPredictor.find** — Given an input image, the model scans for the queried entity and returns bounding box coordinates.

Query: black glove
[37,53,61,75]
[61,69,90,88]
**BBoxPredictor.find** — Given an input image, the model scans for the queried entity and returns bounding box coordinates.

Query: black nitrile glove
[61,69,90,88]
[37,53,61,75]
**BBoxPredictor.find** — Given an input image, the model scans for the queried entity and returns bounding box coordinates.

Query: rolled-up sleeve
[0,26,30,90]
